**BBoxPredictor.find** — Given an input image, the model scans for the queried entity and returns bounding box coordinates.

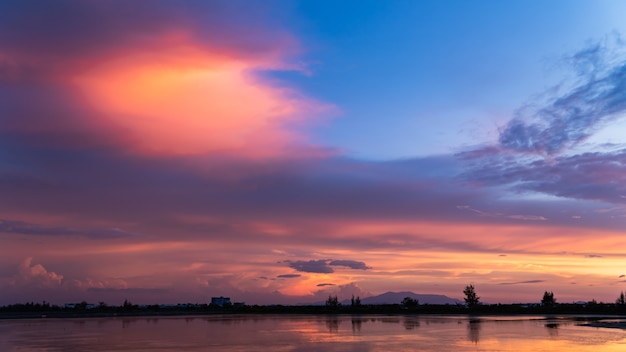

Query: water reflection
[545,321,560,337]
[351,318,363,333]
[325,317,340,333]
[1,315,626,351]
[467,318,481,344]
[403,317,420,330]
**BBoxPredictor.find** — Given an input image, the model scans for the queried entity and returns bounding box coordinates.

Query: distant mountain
[344,291,462,305]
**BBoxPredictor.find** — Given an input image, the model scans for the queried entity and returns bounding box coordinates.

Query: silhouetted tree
[122,299,136,310]
[350,295,362,307]
[541,291,556,307]
[616,291,626,305]
[463,284,480,307]
[325,295,338,307]
[401,297,419,308]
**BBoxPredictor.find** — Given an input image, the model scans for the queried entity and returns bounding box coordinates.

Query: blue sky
[263,0,626,159]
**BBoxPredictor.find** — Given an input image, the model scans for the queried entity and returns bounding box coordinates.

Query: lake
[1,315,626,351]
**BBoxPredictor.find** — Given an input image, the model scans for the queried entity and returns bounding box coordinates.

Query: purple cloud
[458,38,626,210]
[277,274,301,279]
[287,260,333,274]
[286,259,371,273]
[328,260,371,270]
[0,219,136,239]
[499,39,626,155]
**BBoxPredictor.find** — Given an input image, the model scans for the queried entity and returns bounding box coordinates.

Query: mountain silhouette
[341,291,462,305]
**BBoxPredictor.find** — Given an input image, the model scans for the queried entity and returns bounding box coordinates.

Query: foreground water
[1,315,626,351]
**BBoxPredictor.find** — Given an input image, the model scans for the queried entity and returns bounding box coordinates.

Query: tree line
[462,284,626,308]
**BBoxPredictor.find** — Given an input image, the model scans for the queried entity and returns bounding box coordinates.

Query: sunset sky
[2,0,626,306]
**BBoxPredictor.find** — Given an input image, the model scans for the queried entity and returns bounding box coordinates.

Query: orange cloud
[73,41,333,158]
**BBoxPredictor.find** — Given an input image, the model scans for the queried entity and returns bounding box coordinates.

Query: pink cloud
[72,45,334,157]
[14,257,64,288]
[0,2,335,158]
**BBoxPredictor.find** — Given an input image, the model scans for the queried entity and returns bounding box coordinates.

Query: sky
[2,0,626,306]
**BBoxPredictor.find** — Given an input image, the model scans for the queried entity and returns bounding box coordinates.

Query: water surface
[1,315,626,351]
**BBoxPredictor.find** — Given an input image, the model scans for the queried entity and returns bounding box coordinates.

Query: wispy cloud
[0,219,137,239]
[498,280,545,285]
[499,38,626,155]
[460,38,626,207]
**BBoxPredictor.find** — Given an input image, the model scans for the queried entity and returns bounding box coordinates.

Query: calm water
[1,315,626,351]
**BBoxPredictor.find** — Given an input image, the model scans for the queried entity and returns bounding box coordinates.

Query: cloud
[312,282,370,301]
[277,274,301,279]
[0,1,333,158]
[14,257,63,288]
[461,150,626,205]
[458,38,626,207]
[0,219,136,239]
[457,206,547,222]
[0,1,296,79]
[498,38,626,155]
[287,260,333,274]
[585,254,603,258]
[316,283,335,287]
[507,215,547,221]
[286,259,371,273]
[328,260,371,270]
[457,41,626,206]
[498,280,545,285]
[87,287,169,294]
